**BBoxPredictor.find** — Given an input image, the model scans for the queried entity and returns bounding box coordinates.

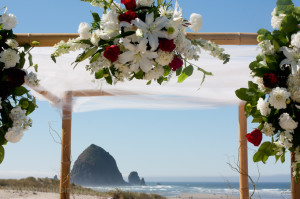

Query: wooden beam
[27,85,61,105]
[72,89,142,97]
[238,102,249,199]
[291,153,300,199]
[15,33,258,46]
[60,91,73,199]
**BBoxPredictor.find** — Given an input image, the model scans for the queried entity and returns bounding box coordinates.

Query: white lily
[280,46,300,75]
[132,12,168,51]
[118,38,158,73]
[172,1,183,22]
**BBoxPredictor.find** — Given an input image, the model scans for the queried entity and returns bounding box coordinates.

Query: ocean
[90,182,291,199]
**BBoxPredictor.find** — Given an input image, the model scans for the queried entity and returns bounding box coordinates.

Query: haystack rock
[128,171,146,185]
[71,144,126,186]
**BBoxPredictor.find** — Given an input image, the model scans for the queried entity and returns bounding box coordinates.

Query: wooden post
[60,91,73,199]
[291,152,300,199]
[238,102,249,199]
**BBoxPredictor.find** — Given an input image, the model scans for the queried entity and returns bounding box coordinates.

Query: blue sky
[1,0,299,182]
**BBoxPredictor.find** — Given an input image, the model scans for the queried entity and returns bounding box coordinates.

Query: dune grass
[0,177,166,199]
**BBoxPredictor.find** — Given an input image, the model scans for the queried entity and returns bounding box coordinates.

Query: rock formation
[128,171,146,185]
[71,144,126,186]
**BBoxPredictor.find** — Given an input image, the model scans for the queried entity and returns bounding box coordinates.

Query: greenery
[235,0,300,180]
[0,177,166,199]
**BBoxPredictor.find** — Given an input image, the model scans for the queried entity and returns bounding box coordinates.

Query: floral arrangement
[52,0,229,85]
[235,0,300,180]
[0,7,39,164]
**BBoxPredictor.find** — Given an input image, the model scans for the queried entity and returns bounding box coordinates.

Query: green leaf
[163,65,171,76]
[28,53,33,66]
[0,146,4,164]
[134,70,144,80]
[110,31,135,41]
[51,54,56,63]
[14,86,29,96]
[178,65,194,83]
[281,153,285,163]
[90,52,101,63]
[157,76,164,85]
[18,52,26,68]
[105,75,113,85]
[253,151,264,162]
[146,80,151,85]
[33,64,38,72]
[19,98,29,109]
[23,43,31,52]
[74,39,93,45]
[248,81,258,90]
[75,47,98,63]
[176,67,182,76]
[235,88,255,101]
[95,69,104,79]
[26,101,36,115]
[91,12,101,22]
[280,14,299,34]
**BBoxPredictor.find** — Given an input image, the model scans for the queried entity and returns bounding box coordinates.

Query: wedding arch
[13,32,300,199]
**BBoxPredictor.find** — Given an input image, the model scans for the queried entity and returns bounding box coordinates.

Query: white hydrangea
[100,10,120,39]
[0,13,17,30]
[25,71,39,87]
[87,54,111,74]
[144,66,164,80]
[287,72,300,103]
[78,22,91,39]
[137,0,154,7]
[257,98,271,116]
[189,13,202,32]
[10,106,27,122]
[0,48,20,69]
[291,31,300,49]
[5,39,18,49]
[258,40,275,55]
[279,113,298,131]
[262,122,275,136]
[268,87,290,110]
[155,50,174,66]
[4,127,24,143]
[271,14,286,29]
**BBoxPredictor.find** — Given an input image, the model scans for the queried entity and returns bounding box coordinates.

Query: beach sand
[0,189,108,199]
[0,189,239,199]
[167,193,239,199]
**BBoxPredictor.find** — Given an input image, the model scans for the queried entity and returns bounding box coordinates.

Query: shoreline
[0,189,239,199]
[167,193,239,199]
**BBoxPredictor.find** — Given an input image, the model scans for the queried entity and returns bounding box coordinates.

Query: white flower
[172,1,183,22]
[10,106,27,122]
[165,21,180,39]
[257,98,271,116]
[268,87,290,110]
[189,13,202,32]
[78,22,91,39]
[0,13,17,30]
[262,122,275,136]
[279,113,298,131]
[287,72,300,103]
[25,72,39,87]
[144,66,164,80]
[159,6,173,18]
[137,0,154,7]
[5,39,18,49]
[101,10,120,39]
[291,31,300,49]
[0,48,20,69]
[87,53,111,73]
[280,46,300,75]
[118,38,158,73]
[132,12,168,51]
[271,14,286,29]
[5,127,24,143]
[155,50,174,66]
[258,40,275,56]
[254,77,266,91]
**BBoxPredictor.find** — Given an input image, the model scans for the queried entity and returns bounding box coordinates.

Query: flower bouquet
[52,0,229,85]
[0,7,39,164]
[235,0,300,180]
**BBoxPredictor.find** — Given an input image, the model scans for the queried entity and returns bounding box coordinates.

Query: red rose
[121,0,136,10]
[7,67,26,88]
[263,73,278,88]
[118,10,137,23]
[169,56,183,71]
[246,129,262,147]
[104,45,120,62]
[159,39,176,52]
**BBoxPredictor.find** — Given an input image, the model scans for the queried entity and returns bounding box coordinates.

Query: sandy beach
[167,193,239,199]
[0,189,108,199]
[0,189,240,199]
